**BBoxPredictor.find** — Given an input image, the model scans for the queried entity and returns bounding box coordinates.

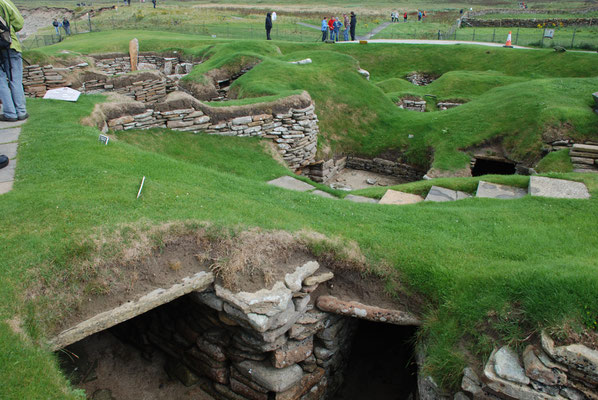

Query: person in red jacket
[328,16,335,40]
[403,12,408,22]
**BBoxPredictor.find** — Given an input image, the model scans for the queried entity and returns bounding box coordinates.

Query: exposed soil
[59,331,215,400]
[328,168,405,190]
[20,7,74,39]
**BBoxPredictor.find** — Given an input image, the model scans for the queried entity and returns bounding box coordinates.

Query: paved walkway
[356,21,391,40]
[0,120,25,195]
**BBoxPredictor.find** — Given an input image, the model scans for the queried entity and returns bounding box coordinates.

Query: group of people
[390,10,426,23]
[321,13,356,42]
[52,17,71,35]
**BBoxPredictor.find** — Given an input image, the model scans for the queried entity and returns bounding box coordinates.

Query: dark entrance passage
[331,320,418,400]
[472,157,516,176]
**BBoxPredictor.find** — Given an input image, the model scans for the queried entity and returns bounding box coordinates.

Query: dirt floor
[59,331,216,400]
[328,168,405,190]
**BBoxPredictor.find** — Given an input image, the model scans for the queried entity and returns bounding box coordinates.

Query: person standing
[349,12,356,41]
[52,18,60,34]
[265,12,272,40]
[343,14,350,41]
[321,17,327,41]
[0,0,27,121]
[418,11,422,21]
[62,17,70,35]
[403,12,407,23]
[327,16,335,41]
[333,16,341,42]
[151,0,156,8]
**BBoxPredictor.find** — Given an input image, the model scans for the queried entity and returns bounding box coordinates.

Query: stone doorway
[472,157,516,176]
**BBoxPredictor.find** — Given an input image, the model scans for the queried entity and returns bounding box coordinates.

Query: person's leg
[8,50,26,118]
[267,28,271,40]
[0,54,16,119]
[322,31,325,41]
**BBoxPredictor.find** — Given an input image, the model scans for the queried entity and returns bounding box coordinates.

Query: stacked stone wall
[346,156,425,181]
[112,262,358,400]
[464,17,598,27]
[466,7,598,18]
[82,74,177,103]
[23,62,88,97]
[97,92,319,170]
[399,99,426,112]
[92,53,192,76]
[302,157,346,183]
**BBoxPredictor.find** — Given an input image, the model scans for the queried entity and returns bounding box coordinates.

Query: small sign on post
[544,29,555,39]
[98,134,109,145]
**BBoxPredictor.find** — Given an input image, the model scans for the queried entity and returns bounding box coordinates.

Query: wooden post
[570,27,577,49]
[129,38,139,71]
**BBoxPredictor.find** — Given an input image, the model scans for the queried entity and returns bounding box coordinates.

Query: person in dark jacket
[62,17,70,35]
[349,12,356,41]
[265,12,272,40]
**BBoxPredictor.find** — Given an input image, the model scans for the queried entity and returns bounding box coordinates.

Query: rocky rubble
[459,332,598,400]
[345,156,425,182]
[399,99,427,112]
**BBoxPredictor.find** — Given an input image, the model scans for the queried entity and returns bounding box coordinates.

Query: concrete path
[357,22,391,40]
[296,22,320,30]
[0,120,25,195]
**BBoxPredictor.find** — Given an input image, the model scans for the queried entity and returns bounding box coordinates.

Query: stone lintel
[315,295,421,326]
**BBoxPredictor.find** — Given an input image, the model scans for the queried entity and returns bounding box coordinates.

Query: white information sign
[43,87,81,102]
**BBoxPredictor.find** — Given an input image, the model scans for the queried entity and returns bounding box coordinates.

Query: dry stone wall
[112,262,358,400]
[23,62,88,97]
[546,139,598,173]
[465,17,598,27]
[96,91,319,170]
[346,156,425,182]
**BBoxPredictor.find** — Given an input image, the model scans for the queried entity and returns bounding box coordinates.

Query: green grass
[2,31,598,398]
[535,149,574,173]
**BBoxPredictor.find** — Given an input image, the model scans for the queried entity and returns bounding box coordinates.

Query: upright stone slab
[425,186,471,202]
[379,189,424,205]
[267,176,315,192]
[129,38,139,72]
[529,176,590,199]
[476,181,527,200]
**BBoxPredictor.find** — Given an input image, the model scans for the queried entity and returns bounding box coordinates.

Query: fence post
[540,30,544,48]
[492,28,495,42]
[570,27,577,49]
[515,27,519,44]
[472,29,475,41]
[88,13,92,32]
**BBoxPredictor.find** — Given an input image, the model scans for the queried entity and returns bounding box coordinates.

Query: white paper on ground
[43,87,81,102]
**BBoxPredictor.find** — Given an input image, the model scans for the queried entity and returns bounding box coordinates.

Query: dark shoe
[0,115,17,122]
[0,155,8,169]
[17,113,29,121]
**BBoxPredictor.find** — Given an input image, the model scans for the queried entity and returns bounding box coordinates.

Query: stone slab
[267,176,315,192]
[48,271,214,350]
[316,295,421,325]
[311,190,336,199]
[572,143,598,154]
[0,142,18,159]
[379,189,424,205]
[0,180,13,195]
[0,160,16,183]
[476,181,527,200]
[529,176,590,199]
[235,360,303,392]
[344,194,378,204]
[425,186,472,202]
[0,120,26,129]
[0,127,21,143]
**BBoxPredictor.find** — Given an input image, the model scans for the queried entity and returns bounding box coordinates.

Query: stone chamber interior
[57,294,418,400]
[471,157,517,176]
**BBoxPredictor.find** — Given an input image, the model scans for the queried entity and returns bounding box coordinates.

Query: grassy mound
[2,31,597,398]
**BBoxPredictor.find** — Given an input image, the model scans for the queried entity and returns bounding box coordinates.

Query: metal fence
[21,17,94,50]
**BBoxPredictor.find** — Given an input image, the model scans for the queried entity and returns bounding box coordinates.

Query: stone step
[572,143,598,154]
[476,181,527,200]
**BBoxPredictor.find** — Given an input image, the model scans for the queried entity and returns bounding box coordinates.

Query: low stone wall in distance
[91,52,193,76]
[465,17,598,27]
[93,91,319,170]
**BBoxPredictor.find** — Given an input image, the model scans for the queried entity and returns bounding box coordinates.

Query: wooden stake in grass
[137,176,145,199]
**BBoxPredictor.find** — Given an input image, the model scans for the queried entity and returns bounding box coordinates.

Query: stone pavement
[529,176,590,199]
[0,120,25,195]
[476,181,527,200]
[425,186,471,202]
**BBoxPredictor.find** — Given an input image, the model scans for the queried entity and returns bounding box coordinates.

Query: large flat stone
[0,160,16,183]
[494,346,529,385]
[316,295,421,325]
[235,360,303,392]
[425,186,471,202]
[48,271,214,350]
[267,176,315,192]
[0,119,26,129]
[0,127,21,143]
[529,176,590,199]
[284,261,319,292]
[476,181,527,200]
[0,142,18,159]
[572,143,598,154]
[0,180,13,194]
[215,281,293,317]
[344,194,378,204]
[379,189,424,205]
[484,348,547,400]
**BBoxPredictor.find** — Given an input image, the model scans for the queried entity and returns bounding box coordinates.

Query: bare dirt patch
[328,168,405,190]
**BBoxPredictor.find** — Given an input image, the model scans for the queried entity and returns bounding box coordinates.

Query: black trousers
[322,30,327,41]
[266,28,271,40]
[350,27,355,41]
